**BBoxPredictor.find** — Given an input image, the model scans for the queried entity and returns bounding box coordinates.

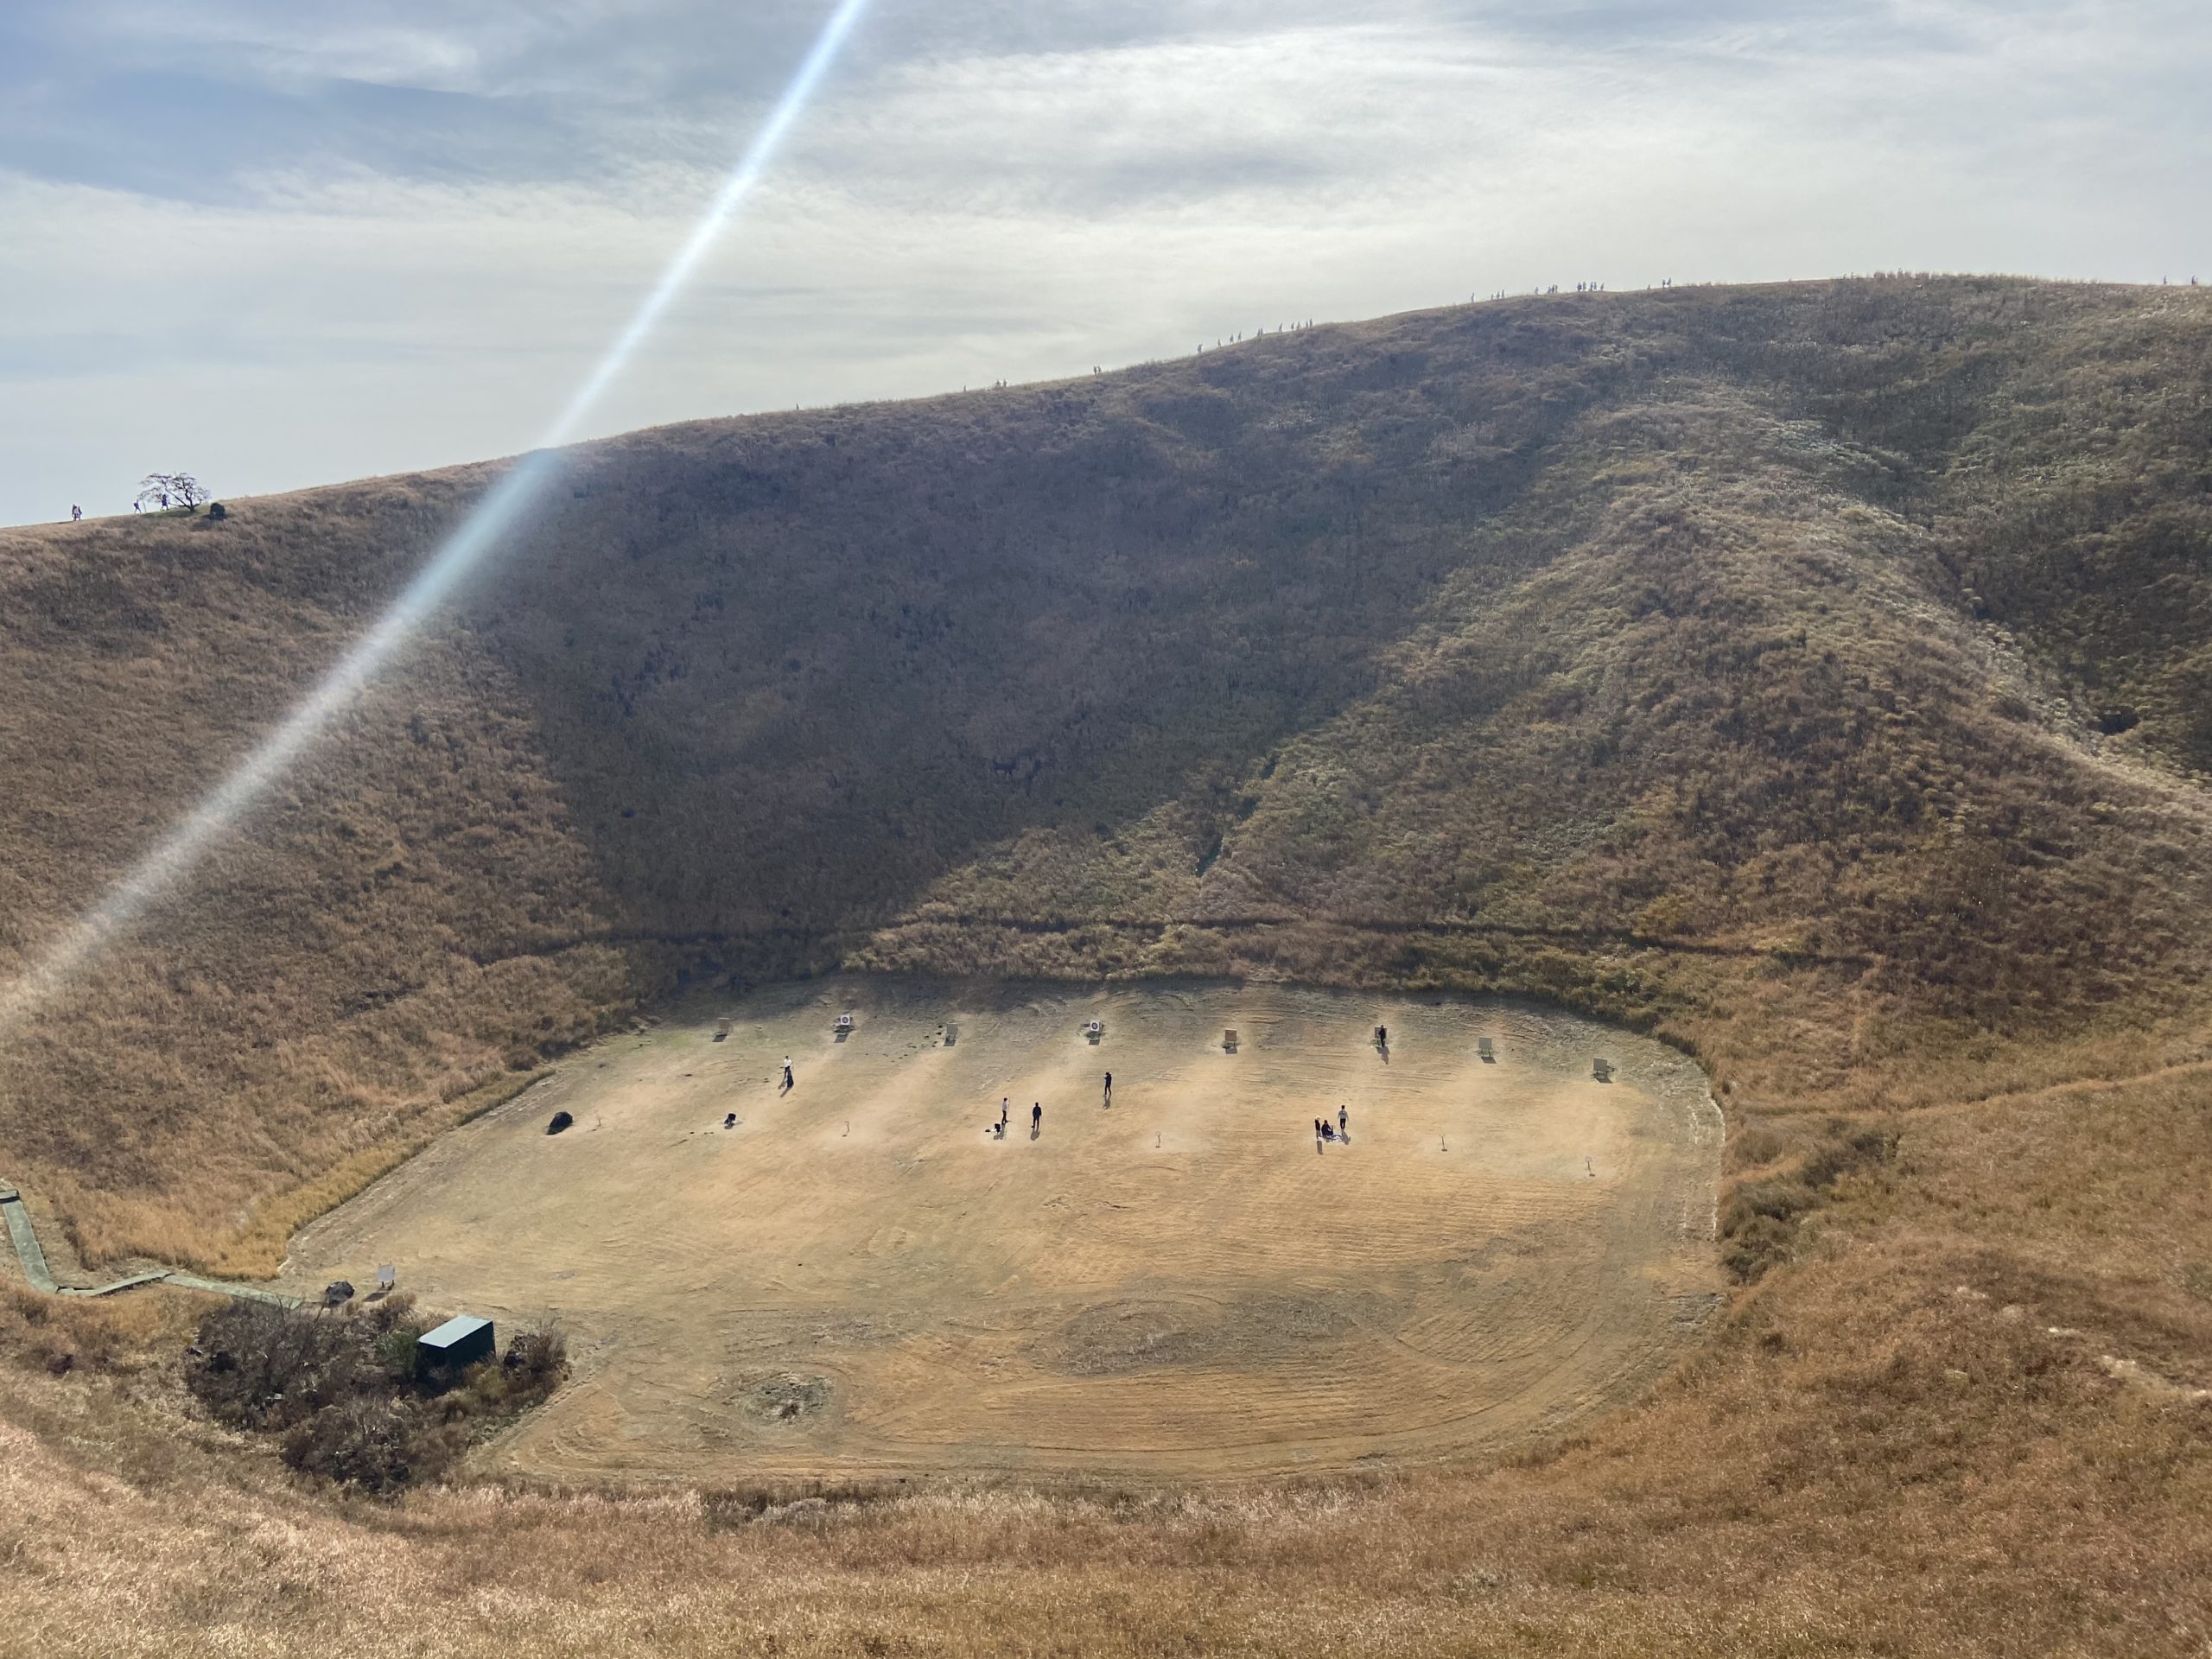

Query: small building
[416,1313,495,1376]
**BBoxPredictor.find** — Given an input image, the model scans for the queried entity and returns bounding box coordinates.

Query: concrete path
[0,1184,299,1306]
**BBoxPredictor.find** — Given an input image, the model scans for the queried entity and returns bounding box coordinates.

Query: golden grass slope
[0,276,2209,1654]
[0,511,635,1265]
[4,276,2211,1271]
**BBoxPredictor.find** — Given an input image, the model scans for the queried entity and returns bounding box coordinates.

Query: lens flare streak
[0,0,873,1038]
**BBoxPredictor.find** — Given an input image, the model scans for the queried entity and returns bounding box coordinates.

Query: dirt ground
[282,979,1722,1482]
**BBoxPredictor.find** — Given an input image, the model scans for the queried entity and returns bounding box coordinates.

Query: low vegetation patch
[186,1295,566,1493]
[1719,1116,1899,1281]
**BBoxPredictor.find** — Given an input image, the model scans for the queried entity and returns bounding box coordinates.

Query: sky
[2,0,2209,528]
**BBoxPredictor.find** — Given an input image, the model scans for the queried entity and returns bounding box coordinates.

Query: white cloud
[3,0,2209,525]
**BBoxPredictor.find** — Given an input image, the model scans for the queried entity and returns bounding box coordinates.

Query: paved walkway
[0,1184,299,1306]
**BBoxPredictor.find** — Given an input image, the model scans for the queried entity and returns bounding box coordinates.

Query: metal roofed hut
[416,1313,495,1378]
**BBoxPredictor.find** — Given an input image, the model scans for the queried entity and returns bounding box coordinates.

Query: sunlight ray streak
[0,0,874,1039]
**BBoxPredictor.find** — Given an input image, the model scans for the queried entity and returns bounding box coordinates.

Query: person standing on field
[1103,1071,1112,1108]
[1338,1104,1349,1141]
[781,1057,794,1092]
[1032,1101,1043,1135]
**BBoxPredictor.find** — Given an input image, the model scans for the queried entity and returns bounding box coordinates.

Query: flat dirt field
[283,979,1723,1481]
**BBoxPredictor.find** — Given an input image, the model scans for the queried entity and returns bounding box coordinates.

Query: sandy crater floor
[283,979,1723,1481]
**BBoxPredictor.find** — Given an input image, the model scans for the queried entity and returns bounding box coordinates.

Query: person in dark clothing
[1103,1071,1113,1107]
[1032,1101,1043,1131]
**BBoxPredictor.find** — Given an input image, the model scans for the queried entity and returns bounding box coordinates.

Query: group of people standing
[973,1071,1358,1151]
[776,1049,1369,1154]
[990,1096,1049,1140]
[990,1074,1113,1140]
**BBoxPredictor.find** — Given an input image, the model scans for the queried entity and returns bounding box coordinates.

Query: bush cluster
[188,1294,566,1493]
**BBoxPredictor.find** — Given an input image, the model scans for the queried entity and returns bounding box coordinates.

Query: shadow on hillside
[461,306,1626,957]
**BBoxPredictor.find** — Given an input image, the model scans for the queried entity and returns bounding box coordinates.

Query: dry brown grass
[5,277,2212,1269]
[276,982,1719,1486]
[1,276,2211,1651]
[2,1064,2207,1655]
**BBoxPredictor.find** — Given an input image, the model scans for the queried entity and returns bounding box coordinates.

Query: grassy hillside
[3,274,2212,1653]
[3,275,2209,1270]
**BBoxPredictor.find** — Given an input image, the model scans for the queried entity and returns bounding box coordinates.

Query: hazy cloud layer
[3,0,2208,524]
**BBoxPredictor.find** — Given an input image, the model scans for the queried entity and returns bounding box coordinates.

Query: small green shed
[416,1313,495,1376]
